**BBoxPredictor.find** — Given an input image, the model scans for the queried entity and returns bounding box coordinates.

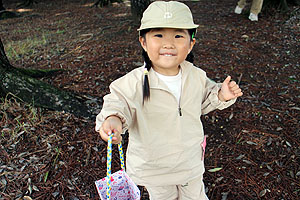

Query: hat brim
[137,24,199,31]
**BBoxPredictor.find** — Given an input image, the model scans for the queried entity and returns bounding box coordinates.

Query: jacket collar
[148,60,193,89]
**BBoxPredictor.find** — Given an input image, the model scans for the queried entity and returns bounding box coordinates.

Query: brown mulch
[0,0,299,199]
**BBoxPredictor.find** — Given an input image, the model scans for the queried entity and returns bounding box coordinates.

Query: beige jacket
[95,61,236,187]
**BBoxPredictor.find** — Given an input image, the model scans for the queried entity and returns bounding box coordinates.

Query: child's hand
[218,76,243,101]
[99,115,123,144]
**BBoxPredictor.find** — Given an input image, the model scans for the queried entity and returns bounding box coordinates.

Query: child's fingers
[230,84,239,91]
[228,80,243,97]
[100,125,122,144]
[99,126,111,142]
[234,88,242,95]
[112,130,122,144]
[109,125,122,143]
[229,81,242,91]
[229,80,237,88]
[233,88,243,97]
[234,88,242,93]
[223,76,231,84]
[106,116,122,133]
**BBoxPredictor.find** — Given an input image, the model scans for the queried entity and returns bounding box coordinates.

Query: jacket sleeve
[95,80,133,133]
[201,77,236,115]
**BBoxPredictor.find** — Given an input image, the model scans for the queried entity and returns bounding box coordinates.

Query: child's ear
[139,36,147,52]
[189,38,196,52]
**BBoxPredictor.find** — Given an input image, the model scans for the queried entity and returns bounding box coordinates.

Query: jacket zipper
[178,74,183,117]
[178,84,182,116]
[156,88,183,116]
[153,69,183,116]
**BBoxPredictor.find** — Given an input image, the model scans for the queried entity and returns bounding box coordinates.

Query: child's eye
[154,34,163,38]
[175,35,184,38]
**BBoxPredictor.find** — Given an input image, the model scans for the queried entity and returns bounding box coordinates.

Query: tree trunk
[130,0,150,23]
[92,0,123,8]
[0,0,20,20]
[92,0,110,7]
[17,0,36,8]
[280,0,289,11]
[0,39,102,119]
[0,0,5,11]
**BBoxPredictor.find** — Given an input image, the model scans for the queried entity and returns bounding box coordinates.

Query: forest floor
[0,0,299,199]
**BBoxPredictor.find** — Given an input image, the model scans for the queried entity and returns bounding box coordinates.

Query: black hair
[140,28,197,104]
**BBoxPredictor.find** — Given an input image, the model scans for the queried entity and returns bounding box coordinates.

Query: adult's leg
[237,0,247,9]
[250,0,264,15]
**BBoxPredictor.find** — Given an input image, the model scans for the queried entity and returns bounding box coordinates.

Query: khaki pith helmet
[137,1,199,31]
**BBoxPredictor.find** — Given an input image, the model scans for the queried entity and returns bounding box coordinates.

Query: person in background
[234,0,264,21]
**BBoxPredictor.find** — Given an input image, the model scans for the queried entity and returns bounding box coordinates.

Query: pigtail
[142,49,151,104]
[186,52,194,63]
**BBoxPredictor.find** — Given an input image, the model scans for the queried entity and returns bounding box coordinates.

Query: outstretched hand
[218,76,243,101]
[98,115,123,144]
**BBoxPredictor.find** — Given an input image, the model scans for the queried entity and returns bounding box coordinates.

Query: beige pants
[146,177,209,200]
[237,0,264,15]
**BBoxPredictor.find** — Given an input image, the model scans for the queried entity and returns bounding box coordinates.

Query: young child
[95,1,243,199]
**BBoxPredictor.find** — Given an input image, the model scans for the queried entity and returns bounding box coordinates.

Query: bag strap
[106,133,125,199]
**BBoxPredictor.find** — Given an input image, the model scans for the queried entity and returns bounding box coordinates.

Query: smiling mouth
[161,53,176,57]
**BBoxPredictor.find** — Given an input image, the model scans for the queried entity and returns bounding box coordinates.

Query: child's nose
[162,38,175,49]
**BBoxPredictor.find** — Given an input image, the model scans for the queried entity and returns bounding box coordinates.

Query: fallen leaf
[242,160,252,165]
[208,167,222,172]
[259,189,267,197]
[23,196,33,200]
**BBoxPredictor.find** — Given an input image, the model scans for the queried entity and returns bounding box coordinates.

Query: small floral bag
[95,134,140,200]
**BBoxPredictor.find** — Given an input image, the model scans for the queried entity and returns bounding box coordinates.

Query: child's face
[139,28,196,76]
